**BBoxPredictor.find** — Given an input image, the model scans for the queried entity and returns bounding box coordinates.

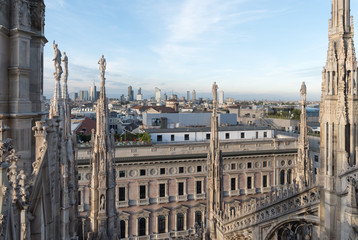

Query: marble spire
[206,82,224,239]
[297,82,311,187]
[330,0,352,35]
[88,55,119,239]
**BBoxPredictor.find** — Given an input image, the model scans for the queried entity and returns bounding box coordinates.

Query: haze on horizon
[43,0,358,101]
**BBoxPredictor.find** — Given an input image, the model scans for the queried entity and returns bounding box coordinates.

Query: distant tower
[88,55,119,239]
[136,88,143,101]
[79,90,89,101]
[187,91,190,101]
[206,82,223,239]
[320,0,358,239]
[155,87,161,102]
[90,82,97,102]
[128,86,134,101]
[218,90,224,104]
[163,93,168,102]
[192,90,196,101]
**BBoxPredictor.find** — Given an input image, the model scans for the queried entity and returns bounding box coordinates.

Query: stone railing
[217,183,320,234]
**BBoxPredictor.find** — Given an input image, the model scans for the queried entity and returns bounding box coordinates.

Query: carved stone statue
[53,41,63,77]
[212,82,218,101]
[100,194,105,211]
[339,63,346,82]
[19,0,31,27]
[300,82,306,97]
[98,55,106,79]
[62,52,68,81]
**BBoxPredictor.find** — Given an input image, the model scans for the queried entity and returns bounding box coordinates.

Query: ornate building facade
[2,0,358,239]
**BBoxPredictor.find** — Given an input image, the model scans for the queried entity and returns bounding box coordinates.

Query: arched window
[138,218,146,236]
[158,215,166,234]
[195,211,202,225]
[280,170,285,185]
[120,220,126,239]
[287,169,292,184]
[177,213,184,231]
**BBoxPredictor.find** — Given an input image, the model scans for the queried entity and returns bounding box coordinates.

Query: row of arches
[121,211,203,237]
[279,169,292,185]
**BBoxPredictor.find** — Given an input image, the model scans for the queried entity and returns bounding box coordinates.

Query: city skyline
[43,0,358,101]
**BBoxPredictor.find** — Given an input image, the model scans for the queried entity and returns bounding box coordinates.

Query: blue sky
[43,0,358,101]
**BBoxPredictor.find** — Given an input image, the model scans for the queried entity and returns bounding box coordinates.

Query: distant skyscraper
[187,91,190,101]
[120,94,125,102]
[155,87,161,102]
[163,93,167,102]
[218,90,224,104]
[192,90,196,101]
[128,86,134,101]
[136,88,143,101]
[79,90,89,101]
[90,82,97,101]
[71,92,78,101]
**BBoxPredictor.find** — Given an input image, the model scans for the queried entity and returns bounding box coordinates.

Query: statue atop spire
[53,40,63,79]
[212,82,218,103]
[98,55,106,80]
[49,41,62,118]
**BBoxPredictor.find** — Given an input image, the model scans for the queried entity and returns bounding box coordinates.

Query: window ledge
[116,201,129,208]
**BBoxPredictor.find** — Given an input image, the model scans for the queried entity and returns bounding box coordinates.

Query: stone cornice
[0,112,46,119]
[8,67,32,74]
[0,25,9,36]
[77,149,297,166]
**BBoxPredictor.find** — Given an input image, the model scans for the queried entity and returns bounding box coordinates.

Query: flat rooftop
[145,125,271,133]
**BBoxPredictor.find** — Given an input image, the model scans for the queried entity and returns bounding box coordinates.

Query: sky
[43,0,358,101]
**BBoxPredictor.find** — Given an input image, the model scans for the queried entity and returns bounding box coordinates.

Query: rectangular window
[231,163,236,170]
[225,133,230,139]
[263,161,267,168]
[157,135,162,142]
[160,168,165,175]
[140,169,146,176]
[206,133,210,140]
[241,132,245,138]
[247,177,252,189]
[264,132,267,138]
[179,167,184,173]
[256,132,258,139]
[119,187,126,201]
[263,175,268,188]
[247,162,252,169]
[314,155,319,162]
[171,134,175,141]
[314,168,317,174]
[197,166,202,172]
[152,118,161,126]
[159,184,165,197]
[231,178,236,191]
[196,181,202,194]
[78,174,81,180]
[178,182,184,195]
[119,170,125,178]
[139,185,146,199]
[184,134,190,141]
[78,191,82,205]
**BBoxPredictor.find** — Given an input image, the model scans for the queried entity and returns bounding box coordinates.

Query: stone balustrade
[218,183,320,235]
